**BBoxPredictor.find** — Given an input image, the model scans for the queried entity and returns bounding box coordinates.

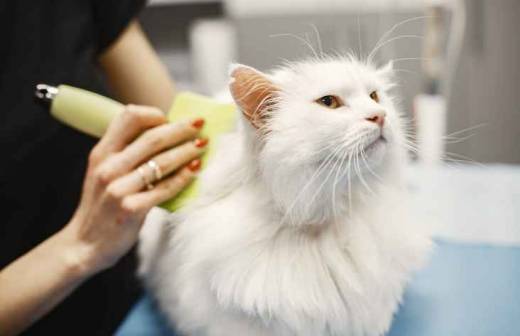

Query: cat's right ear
[229,64,278,129]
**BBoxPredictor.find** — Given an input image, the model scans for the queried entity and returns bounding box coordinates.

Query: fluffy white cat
[139,56,431,336]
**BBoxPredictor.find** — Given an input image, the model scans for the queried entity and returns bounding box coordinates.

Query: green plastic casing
[161,92,237,211]
[50,85,237,212]
[52,85,124,137]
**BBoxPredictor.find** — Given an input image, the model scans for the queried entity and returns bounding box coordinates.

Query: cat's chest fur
[144,183,428,336]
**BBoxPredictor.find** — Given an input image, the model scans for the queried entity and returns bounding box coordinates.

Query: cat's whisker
[367,15,432,62]
[331,146,351,220]
[357,14,363,59]
[442,152,484,167]
[305,147,347,220]
[287,130,363,224]
[331,133,362,216]
[443,123,487,138]
[359,148,383,185]
[400,135,415,147]
[393,68,420,76]
[367,35,424,63]
[269,33,320,59]
[280,142,346,226]
[313,24,324,58]
[306,24,324,58]
[443,133,477,144]
[300,145,346,223]
[391,56,431,63]
[441,157,482,167]
[329,150,343,221]
[401,140,419,151]
[338,150,357,216]
[401,144,420,155]
[351,144,362,193]
[346,153,353,213]
[353,142,374,196]
[399,138,481,165]
[310,133,356,163]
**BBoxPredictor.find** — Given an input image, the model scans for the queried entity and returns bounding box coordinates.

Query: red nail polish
[188,159,201,172]
[192,118,205,129]
[194,138,209,148]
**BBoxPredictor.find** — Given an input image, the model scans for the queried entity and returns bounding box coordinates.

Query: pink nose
[365,112,385,127]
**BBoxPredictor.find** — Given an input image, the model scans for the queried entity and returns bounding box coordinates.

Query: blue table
[388,240,520,336]
[116,240,520,336]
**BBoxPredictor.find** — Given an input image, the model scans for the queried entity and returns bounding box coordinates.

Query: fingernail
[188,159,201,172]
[191,118,205,129]
[194,138,209,148]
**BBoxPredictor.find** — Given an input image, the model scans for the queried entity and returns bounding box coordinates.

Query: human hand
[59,105,207,275]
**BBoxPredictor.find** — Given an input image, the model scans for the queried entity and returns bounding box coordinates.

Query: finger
[107,139,206,196]
[98,118,204,180]
[150,138,207,179]
[122,163,200,212]
[91,105,167,163]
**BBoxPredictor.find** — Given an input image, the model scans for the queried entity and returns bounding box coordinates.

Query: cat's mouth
[316,135,387,165]
[364,135,386,152]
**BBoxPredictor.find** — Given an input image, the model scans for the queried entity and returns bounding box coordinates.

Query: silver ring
[147,160,163,181]
[137,166,154,190]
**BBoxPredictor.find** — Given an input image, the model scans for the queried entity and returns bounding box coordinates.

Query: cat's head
[229,56,405,226]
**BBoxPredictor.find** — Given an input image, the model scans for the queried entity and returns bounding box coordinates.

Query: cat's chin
[364,136,387,155]
[364,135,388,166]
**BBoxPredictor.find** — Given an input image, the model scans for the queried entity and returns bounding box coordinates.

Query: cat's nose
[365,111,386,127]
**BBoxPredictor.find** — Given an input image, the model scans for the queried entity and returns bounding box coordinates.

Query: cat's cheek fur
[259,97,367,225]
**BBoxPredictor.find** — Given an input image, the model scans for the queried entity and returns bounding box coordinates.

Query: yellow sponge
[160,92,237,212]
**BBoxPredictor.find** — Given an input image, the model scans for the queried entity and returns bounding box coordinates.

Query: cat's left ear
[377,61,394,78]
[229,64,278,129]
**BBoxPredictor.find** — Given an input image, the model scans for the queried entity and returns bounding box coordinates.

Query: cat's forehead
[271,58,385,96]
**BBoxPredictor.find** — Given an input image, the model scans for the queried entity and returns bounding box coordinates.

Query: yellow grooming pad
[160,92,237,212]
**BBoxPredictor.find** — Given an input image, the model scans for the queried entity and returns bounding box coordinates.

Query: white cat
[139,56,431,336]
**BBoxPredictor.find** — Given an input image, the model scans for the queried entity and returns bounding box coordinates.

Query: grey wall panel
[447,0,520,163]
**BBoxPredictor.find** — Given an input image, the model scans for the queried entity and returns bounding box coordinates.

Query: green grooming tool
[162,92,237,211]
[35,84,237,212]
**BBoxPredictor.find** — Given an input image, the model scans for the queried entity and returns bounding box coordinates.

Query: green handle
[51,85,123,138]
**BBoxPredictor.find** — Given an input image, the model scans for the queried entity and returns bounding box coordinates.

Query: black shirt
[0,1,145,334]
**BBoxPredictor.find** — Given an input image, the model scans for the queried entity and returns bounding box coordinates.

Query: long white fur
[139,56,431,336]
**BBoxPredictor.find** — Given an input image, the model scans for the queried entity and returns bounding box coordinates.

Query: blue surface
[117,240,520,336]
[116,295,175,336]
[388,240,520,336]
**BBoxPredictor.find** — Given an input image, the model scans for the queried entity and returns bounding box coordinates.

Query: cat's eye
[316,95,342,109]
[369,91,379,103]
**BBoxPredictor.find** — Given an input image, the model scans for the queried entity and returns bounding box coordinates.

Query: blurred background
[139,0,520,164]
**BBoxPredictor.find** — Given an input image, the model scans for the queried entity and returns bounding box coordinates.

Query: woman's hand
[60,105,207,276]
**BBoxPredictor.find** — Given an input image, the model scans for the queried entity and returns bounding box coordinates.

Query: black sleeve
[92,0,147,54]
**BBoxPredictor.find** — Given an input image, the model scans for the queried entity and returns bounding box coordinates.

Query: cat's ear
[229,64,278,129]
[377,61,394,78]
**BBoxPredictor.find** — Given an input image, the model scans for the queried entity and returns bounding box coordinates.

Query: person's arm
[98,20,175,112]
[0,106,206,335]
[0,229,92,335]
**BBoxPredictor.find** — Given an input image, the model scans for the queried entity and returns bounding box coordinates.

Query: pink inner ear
[230,66,277,128]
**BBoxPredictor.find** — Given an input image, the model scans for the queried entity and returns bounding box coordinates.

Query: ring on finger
[146,159,163,181]
[137,166,155,190]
